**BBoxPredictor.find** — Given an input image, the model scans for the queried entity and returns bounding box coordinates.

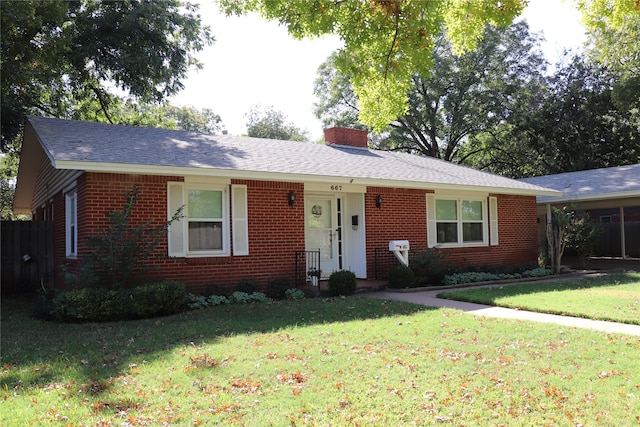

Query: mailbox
[389,240,410,266]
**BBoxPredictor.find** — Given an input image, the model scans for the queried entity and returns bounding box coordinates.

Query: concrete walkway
[368,287,640,336]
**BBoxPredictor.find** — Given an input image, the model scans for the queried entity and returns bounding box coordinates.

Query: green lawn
[2,295,639,426]
[438,272,640,325]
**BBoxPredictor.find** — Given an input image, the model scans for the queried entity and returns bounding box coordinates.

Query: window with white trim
[65,190,77,258]
[427,195,489,247]
[167,182,248,257]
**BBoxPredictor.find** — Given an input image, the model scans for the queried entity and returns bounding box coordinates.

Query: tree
[1,0,213,153]
[218,0,526,132]
[245,105,310,141]
[466,55,640,177]
[0,153,28,220]
[313,22,547,161]
[164,105,224,134]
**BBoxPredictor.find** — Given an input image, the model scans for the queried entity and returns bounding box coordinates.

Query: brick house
[13,116,559,293]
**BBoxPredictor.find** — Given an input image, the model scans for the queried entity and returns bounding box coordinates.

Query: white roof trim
[54,160,561,197]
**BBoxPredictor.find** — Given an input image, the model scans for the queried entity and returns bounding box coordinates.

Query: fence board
[1,221,54,294]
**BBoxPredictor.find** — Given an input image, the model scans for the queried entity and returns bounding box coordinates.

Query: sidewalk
[368,287,640,336]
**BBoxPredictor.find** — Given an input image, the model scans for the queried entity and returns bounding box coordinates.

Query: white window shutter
[167,183,186,257]
[489,196,499,246]
[232,184,249,256]
[426,194,437,248]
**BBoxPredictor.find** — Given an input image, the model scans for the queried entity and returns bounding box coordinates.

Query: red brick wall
[365,187,430,278]
[60,172,305,294]
[364,189,539,275]
[52,172,539,291]
[324,127,368,148]
[433,194,539,269]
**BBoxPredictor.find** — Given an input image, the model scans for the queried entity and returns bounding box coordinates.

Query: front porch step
[298,280,387,297]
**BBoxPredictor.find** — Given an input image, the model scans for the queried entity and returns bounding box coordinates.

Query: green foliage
[245,105,310,141]
[186,293,209,310]
[442,269,552,286]
[234,278,258,294]
[409,248,452,285]
[229,292,272,304]
[284,288,306,301]
[314,22,546,162]
[386,265,416,289]
[219,0,525,132]
[0,152,29,220]
[1,0,213,152]
[266,277,292,300]
[208,295,231,306]
[204,283,228,297]
[467,55,639,178]
[327,270,357,296]
[69,186,182,289]
[46,280,188,322]
[547,207,572,274]
[565,211,604,269]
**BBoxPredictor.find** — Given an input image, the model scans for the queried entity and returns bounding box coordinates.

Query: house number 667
[330,185,342,191]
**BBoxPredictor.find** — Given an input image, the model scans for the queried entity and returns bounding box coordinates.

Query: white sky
[171,0,587,140]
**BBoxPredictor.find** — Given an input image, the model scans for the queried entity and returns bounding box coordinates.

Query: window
[168,182,248,257]
[66,190,77,258]
[427,195,491,247]
[188,189,223,251]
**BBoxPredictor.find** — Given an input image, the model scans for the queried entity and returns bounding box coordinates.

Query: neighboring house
[521,164,640,258]
[13,116,559,293]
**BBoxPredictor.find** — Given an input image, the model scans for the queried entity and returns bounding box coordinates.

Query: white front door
[305,196,340,276]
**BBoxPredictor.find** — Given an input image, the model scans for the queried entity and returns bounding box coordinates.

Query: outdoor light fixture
[288,191,296,206]
[375,195,382,209]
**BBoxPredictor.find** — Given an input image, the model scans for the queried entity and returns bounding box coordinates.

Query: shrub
[205,283,229,297]
[229,291,272,304]
[127,280,187,317]
[207,295,230,305]
[409,248,452,285]
[49,281,188,322]
[235,279,258,294]
[187,294,209,310]
[53,287,118,322]
[285,288,306,301]
[521,267,553,277]
[328,270,357,296]
[67,186,183,289]
[266,277,291,300]
[387,265,416,289]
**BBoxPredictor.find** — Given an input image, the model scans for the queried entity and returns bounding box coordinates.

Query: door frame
[304,194,341,277]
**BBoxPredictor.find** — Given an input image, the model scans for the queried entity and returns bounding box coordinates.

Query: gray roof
[521,164,640,203]
[25,116,558,195]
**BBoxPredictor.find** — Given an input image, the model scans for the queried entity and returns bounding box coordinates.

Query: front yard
[2,289,639,426]
[437,272,640,325]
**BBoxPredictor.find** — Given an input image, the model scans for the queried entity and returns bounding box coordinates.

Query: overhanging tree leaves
[1,0,213,152]
[314,22,547,161]
[217,0,526,132]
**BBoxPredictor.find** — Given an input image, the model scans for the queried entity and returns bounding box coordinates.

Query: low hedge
[43,280,188,322]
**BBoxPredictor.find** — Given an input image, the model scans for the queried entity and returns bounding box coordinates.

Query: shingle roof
[26,116,558,195]
[520,164,640,203]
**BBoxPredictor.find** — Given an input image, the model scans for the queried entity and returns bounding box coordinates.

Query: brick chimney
[324,127,368,149]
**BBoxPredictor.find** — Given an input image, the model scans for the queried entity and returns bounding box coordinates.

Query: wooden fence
[1,221,54,294]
